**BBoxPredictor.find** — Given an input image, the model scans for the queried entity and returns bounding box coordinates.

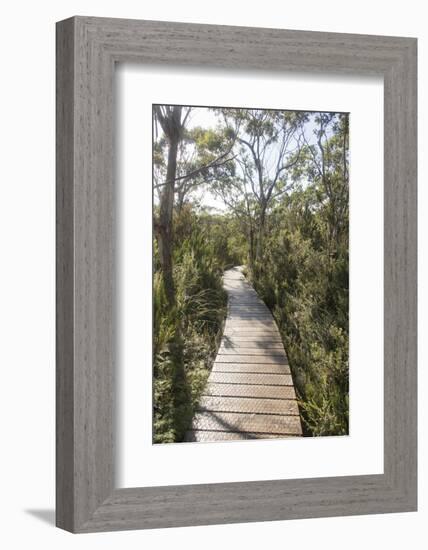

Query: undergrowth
[248,195,349,437]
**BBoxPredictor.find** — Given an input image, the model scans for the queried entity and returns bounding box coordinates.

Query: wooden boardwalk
[186,266,302,442]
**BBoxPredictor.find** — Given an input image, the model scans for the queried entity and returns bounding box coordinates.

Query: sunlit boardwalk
[186,267,302,442]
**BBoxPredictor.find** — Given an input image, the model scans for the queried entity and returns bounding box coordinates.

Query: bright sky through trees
[153,105,330,212]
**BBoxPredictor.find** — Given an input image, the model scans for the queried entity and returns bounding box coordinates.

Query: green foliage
[174,205,246,270]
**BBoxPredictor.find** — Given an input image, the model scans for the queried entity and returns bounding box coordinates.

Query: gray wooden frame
[56,16,417,533]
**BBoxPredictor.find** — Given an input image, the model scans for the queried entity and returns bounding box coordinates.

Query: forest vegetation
[153,105,349,443]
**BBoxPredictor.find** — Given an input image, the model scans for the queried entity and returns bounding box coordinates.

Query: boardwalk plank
[218,348,285,357]
[228,306,267,310]
[228,314,271,319]
[212,362,290,374]
[191,411,302,435]
[198,396,300,415]
[204,383,298,400]
[227,321,274,326]
[185,431,299,442]
[215,354,288,364]
[210,371,293,386]
[224,329,281,336]
[222,337,283,344]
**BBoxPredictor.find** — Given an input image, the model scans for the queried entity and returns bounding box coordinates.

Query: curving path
[186,266,302,442]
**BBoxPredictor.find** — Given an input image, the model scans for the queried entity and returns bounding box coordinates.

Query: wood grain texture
[56,17,75,532]
[56,16,417,532]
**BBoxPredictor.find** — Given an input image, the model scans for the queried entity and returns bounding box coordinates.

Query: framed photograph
[56,16,417,532]
[149,104,349,445]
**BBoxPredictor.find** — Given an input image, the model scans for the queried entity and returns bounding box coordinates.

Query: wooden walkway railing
[186,266,302,442]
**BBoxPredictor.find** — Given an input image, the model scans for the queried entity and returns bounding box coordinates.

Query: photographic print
[153,105,349,444]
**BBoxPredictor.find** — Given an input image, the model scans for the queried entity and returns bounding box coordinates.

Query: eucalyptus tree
[153,105,191,307]
[217,108,307,264]
[210,174,258,270]
[301,112,349,258]
[153,107,236,306]
[173,126,236,211]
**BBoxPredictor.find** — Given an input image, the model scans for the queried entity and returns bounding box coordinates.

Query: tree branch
[154,147,236,189]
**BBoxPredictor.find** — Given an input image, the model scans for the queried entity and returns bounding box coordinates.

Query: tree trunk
[153,105,192,442]
[248,224,255,271]
[157,136,179,308]
[256,205,267,263]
